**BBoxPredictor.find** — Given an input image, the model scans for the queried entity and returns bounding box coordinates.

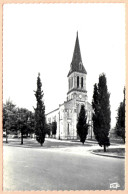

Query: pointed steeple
[72,31,82,65]
[68,32,87,77]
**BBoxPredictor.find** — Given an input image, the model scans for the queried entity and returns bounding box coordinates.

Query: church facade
[46,33,93,140]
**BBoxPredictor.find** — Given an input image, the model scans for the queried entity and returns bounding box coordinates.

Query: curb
[90,151,125,159]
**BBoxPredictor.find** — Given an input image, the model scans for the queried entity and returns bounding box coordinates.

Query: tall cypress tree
[92,74,111,152]
[92,84,100,142]
[115,88,125,143]
[77,105,89,144]
[34,73,45,146]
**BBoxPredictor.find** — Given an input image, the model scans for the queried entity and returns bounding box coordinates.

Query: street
[3,138,125,190]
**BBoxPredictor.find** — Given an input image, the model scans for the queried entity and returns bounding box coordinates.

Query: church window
[81,77,83,88]
[77,76,79,88]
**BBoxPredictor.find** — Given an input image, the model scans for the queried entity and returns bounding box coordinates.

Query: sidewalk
[91,150,125,159]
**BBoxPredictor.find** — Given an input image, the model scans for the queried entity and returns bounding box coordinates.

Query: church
[46,32,93,140]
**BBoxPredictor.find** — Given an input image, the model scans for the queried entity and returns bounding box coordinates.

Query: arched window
[81,77,83,88]
[77,76,79,88]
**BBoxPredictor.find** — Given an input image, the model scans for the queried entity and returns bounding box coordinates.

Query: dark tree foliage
[3,99,34,144]
[92,84,100,142]
[52,121,57,136]
[92,74,111,152]
[27,112,35,136]
[17,108,30,145]
[115,88,125,143]
[77,105,89,144]
[34,73,46,146]
[3,100,17,143]
[45,123,51,137]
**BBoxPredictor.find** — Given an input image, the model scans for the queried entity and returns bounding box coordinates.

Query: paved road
[3,139,125,191]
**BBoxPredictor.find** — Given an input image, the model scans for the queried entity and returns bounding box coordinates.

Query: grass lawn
[94,148,125,157]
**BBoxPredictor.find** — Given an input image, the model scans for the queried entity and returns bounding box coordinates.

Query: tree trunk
[104,145,106,152]
[21,133,23,145]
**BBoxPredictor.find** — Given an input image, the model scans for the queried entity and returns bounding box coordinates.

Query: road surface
[3,138,125,191]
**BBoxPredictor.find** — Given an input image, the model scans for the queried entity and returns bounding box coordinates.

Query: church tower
[67,32,87,105]
[46,32,93,140]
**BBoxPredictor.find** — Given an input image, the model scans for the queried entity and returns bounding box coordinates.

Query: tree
[92,74,111,152]
[45,123,51,137]
[17,108,30,145]
[27,111,35,137]
[77,105,89,144]
[92,84,99,142]
[3,100,17,143]
[52,121,57,137]
[34,73,46,146]
[115,88,125,143]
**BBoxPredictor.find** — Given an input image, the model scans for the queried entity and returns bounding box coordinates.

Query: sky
[3,3,125,128]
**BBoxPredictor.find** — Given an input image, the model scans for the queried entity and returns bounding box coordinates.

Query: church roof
[68,32,87,77]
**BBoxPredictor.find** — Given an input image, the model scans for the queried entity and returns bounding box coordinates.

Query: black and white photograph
[3,3,125,191]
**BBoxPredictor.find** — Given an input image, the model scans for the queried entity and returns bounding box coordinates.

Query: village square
[3,32,125,191]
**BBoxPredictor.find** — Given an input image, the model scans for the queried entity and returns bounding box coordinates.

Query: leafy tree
[77,105,89,144]
[115,88,125,143]
[3,99,35,144]
[17,108,30,144]
[34,73,46,146]
[3,100,17,143]
[45,123,51,137]
[92,74,111,152]
[26,111,35,137]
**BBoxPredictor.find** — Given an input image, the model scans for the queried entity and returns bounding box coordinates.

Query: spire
[72,31,82,64]
[68,32,87,77]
